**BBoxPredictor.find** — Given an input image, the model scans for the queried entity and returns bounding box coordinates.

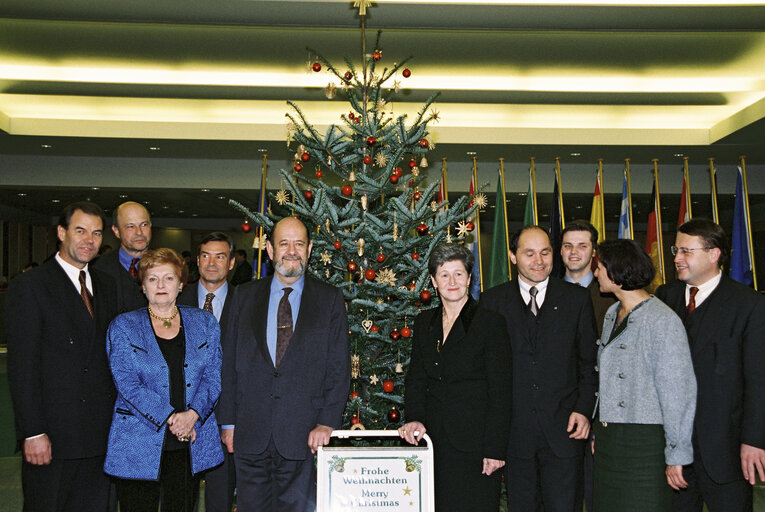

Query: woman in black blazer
[398,244,512,512]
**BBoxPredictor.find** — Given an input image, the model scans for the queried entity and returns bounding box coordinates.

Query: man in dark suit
[656,219,765,512]
[93,200,151,314]
[561,220,616,512]
[177,231,237,512]
[230,249,253,286]
[480,225,598,512]
[5,201,118,511]
[218,217,350,512]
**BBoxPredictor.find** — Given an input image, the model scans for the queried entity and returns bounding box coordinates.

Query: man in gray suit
[218,217,350,512]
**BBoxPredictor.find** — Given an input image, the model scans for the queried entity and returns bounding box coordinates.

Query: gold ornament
[391,80,401,93]
[474,193,488,209]
[320,251,332,265]
[275,189,290,205]
[430,201,439,212]
[361,193,368,211]
[357,238,365,257]
[350,422,366,431]
[446,232,453,243]
[325,218,331,233]
[375,268,397,287]
[375,152,388,167]
[374,99,387,113]
[393,223,399,241]
[349,170,356,182]
[325,82,337,99]
[395,362,404,373]
[369,374,379,385]
[327,155,333,166]
[297,144,307,155]
[411,166,420,176]
[456,220,470,238]
[351,354,361,378]
[429,109,441,122]
[325,269,331,278]
[376,298,384,305]
[252,233,267,250]
[362,319,373,333]
[419,157,428,168]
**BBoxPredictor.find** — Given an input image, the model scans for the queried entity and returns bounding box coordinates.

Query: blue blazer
[104,306,224,480]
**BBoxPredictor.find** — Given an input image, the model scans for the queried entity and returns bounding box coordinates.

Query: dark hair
[509,225,550,254]
[428,244,474,277]
[137,248,189,284]
[677,218,729,268]
[234,249,247,259]
[199,232,234,256]
[596,239,655,291]
[58,201,105,229]
[561,221,598,245]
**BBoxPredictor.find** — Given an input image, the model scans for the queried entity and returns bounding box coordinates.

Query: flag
[730,167,754,286]
[523,172,536,226]
[645,183,663,292]
[617,172,632,239]
[487,172,510,289]
[466,175,482,299]
[589,175,605,243]
[550,170,564,278]
[677,174,690,227]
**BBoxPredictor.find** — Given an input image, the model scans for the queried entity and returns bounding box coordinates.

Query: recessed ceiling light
[40,144,52,149]
[17,192,27,197]
[91,187,100,190]
[192,213,199,217]
[201,189,210,192]
[466,151,477,156]
[119,194,128,198]
[51,199,60,203]
[570,152,582,157]
[258,148,268,153]
[162,205,169,209]
[218,196,226,200]
[674,153,685,157]
[149,146,160,151]
[143,201,151,205]
[575,205,583,209]
[178,210,185,214]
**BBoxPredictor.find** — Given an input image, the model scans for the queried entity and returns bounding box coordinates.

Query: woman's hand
[482,458,505,475]
[397,422,426,446]
[168,409,200,441]
[666,465,688,490]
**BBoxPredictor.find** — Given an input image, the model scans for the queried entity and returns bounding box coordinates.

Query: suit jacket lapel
[686,277,729,355]
[250,278,272,365]
[288,277,320,356]
[507,282,534,348]
[46,261,95,328]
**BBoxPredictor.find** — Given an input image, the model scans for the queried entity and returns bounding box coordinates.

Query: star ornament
[390,79,401,93]
[325,82,338,99]
[430,201,439,212]
[375,152,388,167]
[473,193,488,209]
[375,268,397,287]
[275,189,290,205]
[429,108,441,123]
[369,373,379,385]
[456,220,471,238]
[320,251,332,265]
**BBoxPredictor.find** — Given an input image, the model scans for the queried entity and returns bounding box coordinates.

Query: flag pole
[554,157,566,230]
[708,157,719,224]
[625,158,634,240]
[441,157,449,206]
[472,156,484,291]
[683,156,693,220]
[597,158,606,240]
[256,152,269,279]
[499,158,512,281]
[738,155,758,291]
[651,158,666,285]
[530,157,538,225]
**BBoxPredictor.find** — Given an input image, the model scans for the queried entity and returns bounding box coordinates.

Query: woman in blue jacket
[105,248,223,511]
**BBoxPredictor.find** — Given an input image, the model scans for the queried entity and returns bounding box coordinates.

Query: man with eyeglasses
[656,219,765,512]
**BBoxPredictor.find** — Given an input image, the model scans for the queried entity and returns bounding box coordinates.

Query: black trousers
[204,450,236,512]
[22,455,110,512]
[116,448,200,512]
[234,438,315,512]
[672,458,753,512]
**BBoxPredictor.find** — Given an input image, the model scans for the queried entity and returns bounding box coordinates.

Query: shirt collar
[564,271,593,288]
[270,274,306,296]
[198,280,228,301]
[117,246,138,271]
[518,276,549,295]
[55,252,88,275]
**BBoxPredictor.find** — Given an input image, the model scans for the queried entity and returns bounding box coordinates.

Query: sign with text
[317,431,434,512]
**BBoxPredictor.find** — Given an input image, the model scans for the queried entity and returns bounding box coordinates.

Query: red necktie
[79,270,94,318]
[128,258,140,281]
[275,287,293,366]
[686,286,699,315]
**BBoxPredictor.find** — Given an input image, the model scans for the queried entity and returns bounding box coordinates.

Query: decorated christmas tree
[230,27,480,431]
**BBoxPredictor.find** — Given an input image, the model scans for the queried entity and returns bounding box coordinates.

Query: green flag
[523,176,536,226]
[487,173,510,288]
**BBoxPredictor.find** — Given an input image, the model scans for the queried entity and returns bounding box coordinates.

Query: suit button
[70,339,74,345]
[80,398,86,403]
[187,403,191,408]
[618,373,626,379]
[187,383,191,387]
[594,365,599,372]
[619,344,627,349]
[82,367,88,373]
[434,362,439,366]
[531,361,537,366]
[184,364,188,368]
[274,372,280,377]
[618,401,626,407]
[532,384,539,390]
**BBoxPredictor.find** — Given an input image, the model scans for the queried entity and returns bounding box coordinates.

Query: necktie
[528,286,539,316]
[686,286,699,315]
[275,287,293,366]
[203,293,215,314]
[79,270,94,318]
[128,258,140,281]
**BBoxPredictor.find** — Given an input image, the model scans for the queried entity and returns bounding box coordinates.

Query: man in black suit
[218,217,350,512]
[5,201,118,511]
[230,249,252,286]
[177,231,237,512]
[656,219,765,512]
[93,200,151,314]
[480,225,598,512]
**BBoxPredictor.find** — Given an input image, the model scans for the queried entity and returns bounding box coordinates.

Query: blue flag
[730,167,753,286]
[617,173,631,239]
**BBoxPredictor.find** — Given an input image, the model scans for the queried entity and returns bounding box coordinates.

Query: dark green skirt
[593,421,671,512]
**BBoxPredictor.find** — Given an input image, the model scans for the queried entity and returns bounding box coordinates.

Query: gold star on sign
[403,487,412,496]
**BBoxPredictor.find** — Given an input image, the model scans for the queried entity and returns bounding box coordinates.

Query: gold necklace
[148,306,178,328]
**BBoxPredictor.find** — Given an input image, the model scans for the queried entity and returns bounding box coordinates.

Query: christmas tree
[230,29,480,432]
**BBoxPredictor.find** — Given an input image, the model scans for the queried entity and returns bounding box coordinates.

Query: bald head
[112,201,152,257]
[267,217,312,285]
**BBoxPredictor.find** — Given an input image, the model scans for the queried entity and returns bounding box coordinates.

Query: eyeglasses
[670,246,710,256]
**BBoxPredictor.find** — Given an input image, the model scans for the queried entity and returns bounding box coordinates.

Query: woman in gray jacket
[593,239,696,512]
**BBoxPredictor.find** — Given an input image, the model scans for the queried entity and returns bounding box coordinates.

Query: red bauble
[241,221,251,233]
[408,160,417,169]
[349,112,355,120]
[370,324,379,333]
[387,407,401,423]
[389,329,401,340]
[402,68,411,78]
[408,179,415,187]
[411,252,419,260]
[389,174,400,184]
[293,163,303,172]
[382,380,394,393]
[333,240,342,249]
[350,391,360,399]
[466,221,475,231]
[420,290,432,302]
[372,50,382,61]
[365,268,376,281]
[376,253,386,263]
[419,138,429,148]
[344,71,353,81]
[303,190,313,200]
[400,327,412,338]
[351,415,360,425]
[363,155,372,165]
[416,223,429,236]
[315,170,323,179]
[394,167,403,177]
[413,191,422,201]
[354,118,360,124]
[301,152,310,162]
[347,261,358,272]
[366,136,376,146]
[342,184,353,196]
[312,62,322,72]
